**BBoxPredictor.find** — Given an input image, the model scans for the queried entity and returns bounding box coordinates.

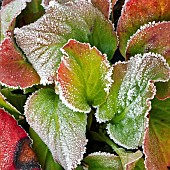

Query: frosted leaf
[83,152,123,170]
[126,21,170,99]
[14,1,117,85]
[0,37,40,89]
[96,52,170,149]
[24,88,87,170]
[57,40,112,113]
[0,108,40,169]
[0,0,31,42]
[117,0,170,57]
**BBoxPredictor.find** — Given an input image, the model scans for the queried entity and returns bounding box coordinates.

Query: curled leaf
[0,0,31,42]
[126,21,170,99]
[0,37,40,88]
[96,53,170,149]
[15,1,117,85]
[0,108,40,169]
[117,0,170,57]
[57,39,112,113]
[25,88,87,170]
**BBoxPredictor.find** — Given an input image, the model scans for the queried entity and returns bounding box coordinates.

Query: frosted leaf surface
[0,108,40,169]
[0,0,31,42]
[57,40,112,113]
[14,1,117,85]
[117,0,170,57]
[126,21,170,99]
[25,88,87,170]
[0,37,40,89]
[96,53,170,149]
[83,152,123,170]
[144,97,170,170]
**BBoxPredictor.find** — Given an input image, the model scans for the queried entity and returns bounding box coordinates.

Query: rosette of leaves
[0,0,170,170]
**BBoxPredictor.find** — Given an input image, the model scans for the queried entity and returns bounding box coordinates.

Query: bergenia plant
[0,0,170,169]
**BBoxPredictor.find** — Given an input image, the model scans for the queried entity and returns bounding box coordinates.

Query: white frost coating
[0,0,31,40]
[126,21,169,54]
[88,151,114,157]
[95,106,110,123]
[106,52,170,149]
[14,1,109,85]
[24,89,87,170]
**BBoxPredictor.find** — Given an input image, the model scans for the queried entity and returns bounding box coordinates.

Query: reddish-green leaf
[14,1,117,85]
[57,40,112,113]
[25,88,87,170]
[144,97,170,170]
[0,37,40,88]
[96,53,170,149]
[0,0,31,42]
[0,108,40,169]
[117,0,170,57]
[91,0,111,19]
[126,21,170,99]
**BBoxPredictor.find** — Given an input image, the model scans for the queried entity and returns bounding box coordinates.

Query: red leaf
[0,37,40,88]
[0,108,40,169]
[117,0,170,57]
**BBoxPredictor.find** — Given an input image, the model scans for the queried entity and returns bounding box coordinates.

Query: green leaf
[96,53,170,149]
[57,40,112,113]
[0,92,22,120]
[25,88,87,170]
[144,97,170,170]
[29,127,63,170]
[14,1,117,85]
[83,152,123,170]
[117,0,170,57]
[0,0,31,42]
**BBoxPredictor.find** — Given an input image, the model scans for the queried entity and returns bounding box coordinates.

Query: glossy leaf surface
[144,97,170,170]
[25,88,87,170]
[0,37,40,88]
[117,0,170,57]
[0,108,40,169]
[15,1,117,85]
[57,40,112,113]
[96,53,170,149]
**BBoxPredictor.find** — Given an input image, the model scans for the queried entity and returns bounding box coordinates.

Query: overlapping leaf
[144,97,170,170]
[0,0,31,42]
[0,108,40,169]
[117,0,170,57]
[83,152,123,170]
[57,40,112,113]
[126,21,170,99]
[25,88,87,170]
[0,37,40,88]
[96,53,170,149]
[14,1,117,85]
